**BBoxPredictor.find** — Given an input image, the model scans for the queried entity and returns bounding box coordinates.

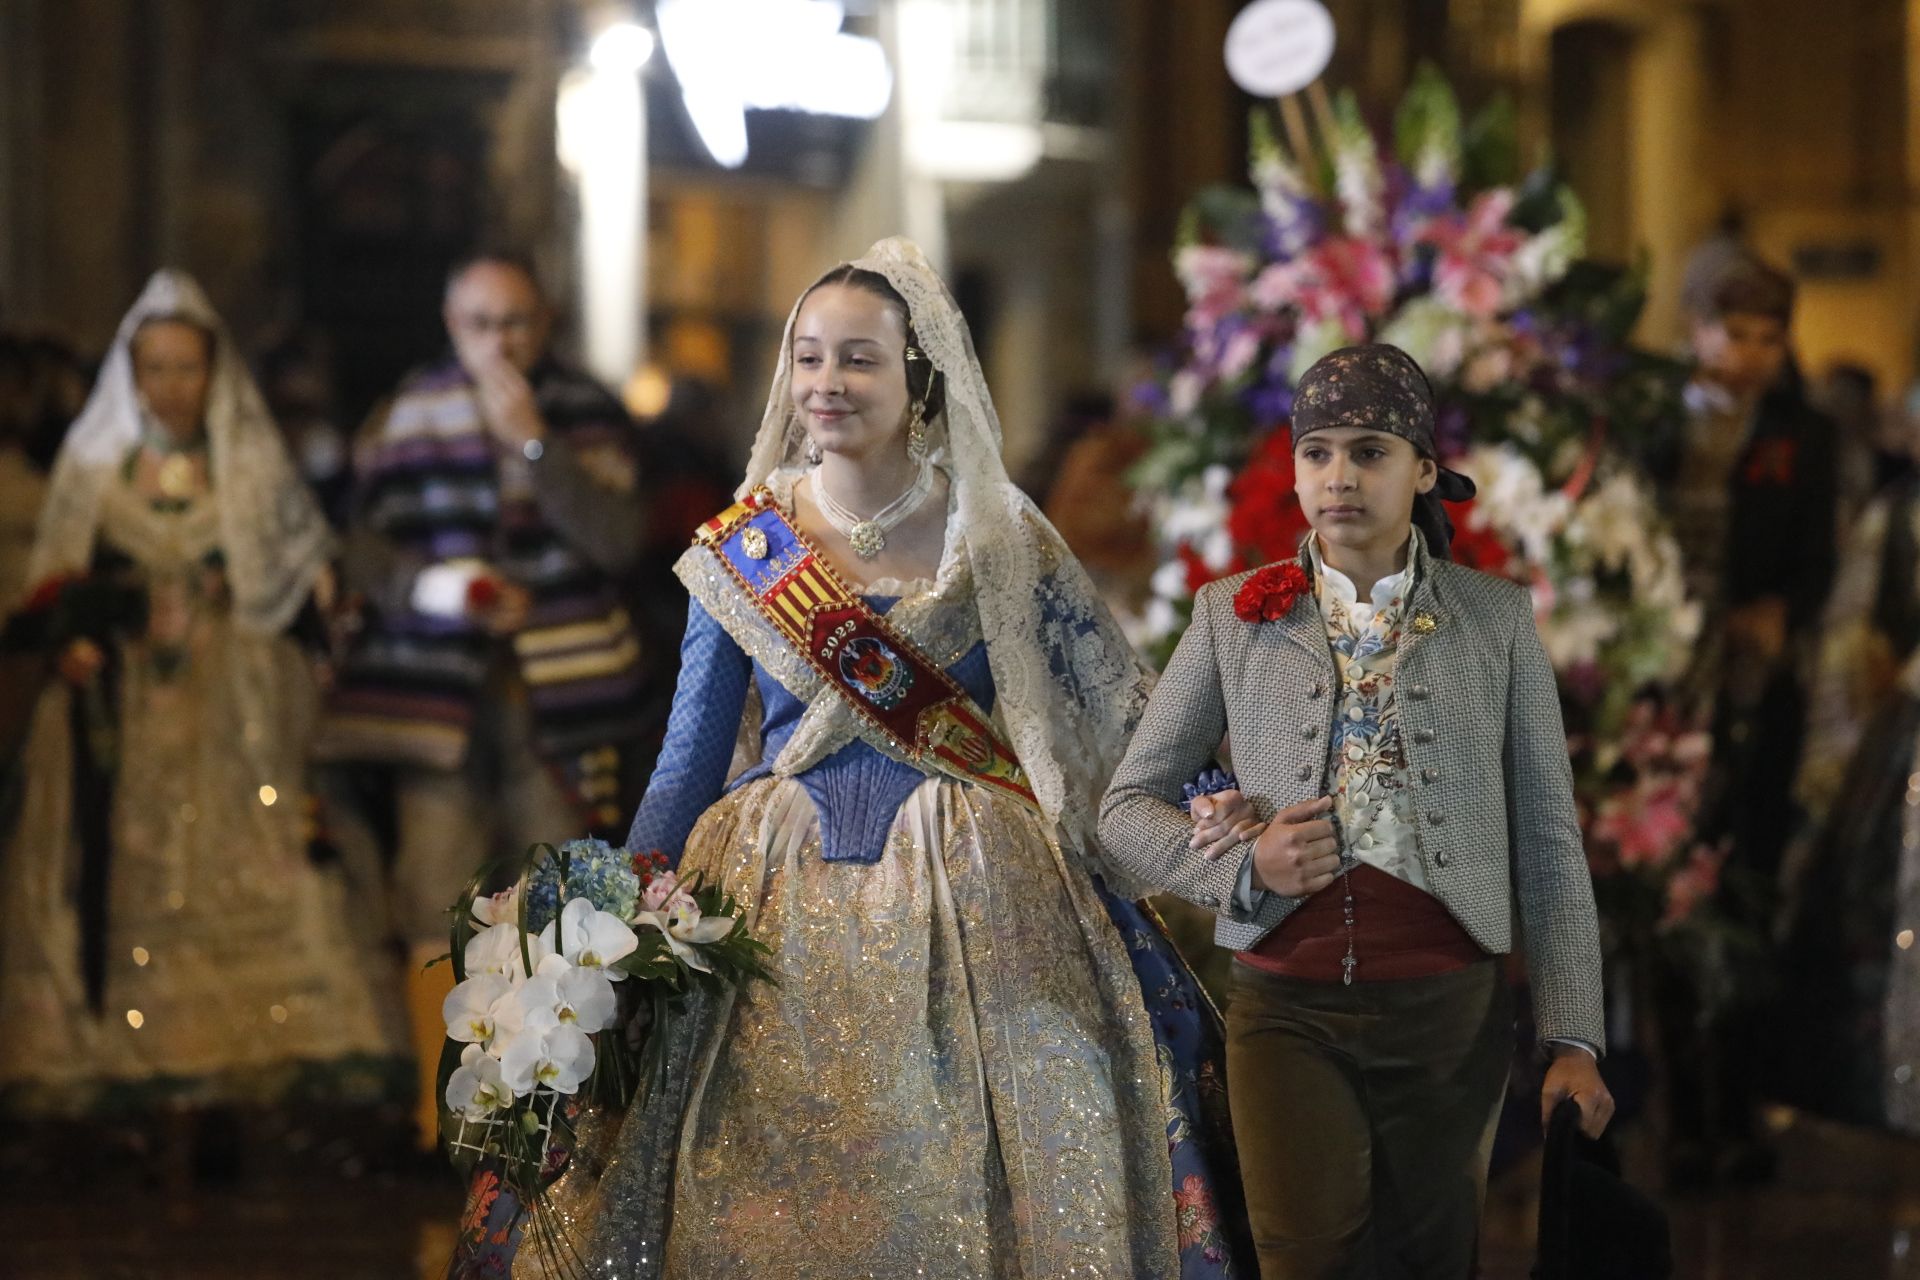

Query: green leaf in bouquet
[1507,164,1571,234]
[1174,204,1202,253]
[1184,185,1268,255]
[1127,435,1210,493]
[1248,104,1283,172]
[1543,257,1651,346]
[1394,62,1462,188]
[1461,92,1519,191]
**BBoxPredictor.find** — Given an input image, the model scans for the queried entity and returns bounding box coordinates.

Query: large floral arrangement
[437,837,771,1269]
[1129,68,1721,946]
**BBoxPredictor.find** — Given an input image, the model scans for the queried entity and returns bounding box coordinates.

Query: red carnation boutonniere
[464,573,504,614]
[1234,561,1311,623]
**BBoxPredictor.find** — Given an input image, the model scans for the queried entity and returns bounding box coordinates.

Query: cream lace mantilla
[28,271,333,635]
[730,238,1153,887]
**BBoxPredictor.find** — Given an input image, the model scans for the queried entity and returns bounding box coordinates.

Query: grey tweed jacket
[1098,553,1607,1051]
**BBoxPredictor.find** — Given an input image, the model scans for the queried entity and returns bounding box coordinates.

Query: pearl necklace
[811,464,935,560]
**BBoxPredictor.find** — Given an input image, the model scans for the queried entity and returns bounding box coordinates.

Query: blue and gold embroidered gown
[654,561,1247,1275]
[458,533,1250,1277]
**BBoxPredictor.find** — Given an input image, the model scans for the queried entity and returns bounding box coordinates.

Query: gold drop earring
[905,400,928,465]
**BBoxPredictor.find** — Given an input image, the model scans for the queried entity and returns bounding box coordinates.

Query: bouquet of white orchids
[436,838,771,1209]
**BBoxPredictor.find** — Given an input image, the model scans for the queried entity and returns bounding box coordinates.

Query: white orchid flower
[471,882,524,927]
[556,897,639,976]
[635,896,736,974]
[445,1043,514,1118]
[442,973,522,1047]
[518,953,619,1035]
[464,920,552,981]
[498,1023,596,1096]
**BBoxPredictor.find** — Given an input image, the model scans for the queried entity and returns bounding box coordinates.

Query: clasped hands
[1188,789,1340,896]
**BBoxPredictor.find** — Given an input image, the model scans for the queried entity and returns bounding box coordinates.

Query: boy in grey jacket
[1101,344,1612,1279]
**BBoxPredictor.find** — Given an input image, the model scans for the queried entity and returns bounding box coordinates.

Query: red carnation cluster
[1233,560,1311,623]
[1225,430,1311,566]
[1442,499,1519,578]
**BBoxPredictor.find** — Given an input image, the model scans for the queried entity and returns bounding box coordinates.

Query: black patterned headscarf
[1291,343,1476,559]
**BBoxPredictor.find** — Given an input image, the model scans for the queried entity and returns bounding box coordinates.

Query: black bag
[1534,1099,1672,1279]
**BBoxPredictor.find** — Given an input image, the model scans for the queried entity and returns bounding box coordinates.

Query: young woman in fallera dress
[451,239,1253,1278]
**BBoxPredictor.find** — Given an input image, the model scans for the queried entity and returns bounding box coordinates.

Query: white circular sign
[1224,0,1336,98]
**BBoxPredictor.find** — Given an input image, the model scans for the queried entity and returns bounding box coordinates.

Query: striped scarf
[319,358,643,832]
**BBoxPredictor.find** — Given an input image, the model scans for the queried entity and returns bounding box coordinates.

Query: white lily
[498,1023,596,1096]
[442,973,522,1047]
[556,897,639,976]
[635,896,736,974]
[445,1043,514,1118]
[518,953,619,1035]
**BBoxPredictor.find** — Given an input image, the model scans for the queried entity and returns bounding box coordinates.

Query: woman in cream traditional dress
[0,272,402,1114]
[461,240,1249,1278]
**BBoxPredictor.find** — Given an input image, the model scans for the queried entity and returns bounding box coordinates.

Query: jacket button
[1296,765,1312,781]
[1435,850,1450,868]
[1302,725,1318,740]
[1428,811,1446,825]
[1409,685,1429,700]
[1422,768,1438,784]
[1308,684,1325,699]
[1413,728,1435,744]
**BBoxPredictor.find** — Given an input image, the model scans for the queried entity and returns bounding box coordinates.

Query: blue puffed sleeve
[624,597,753,867]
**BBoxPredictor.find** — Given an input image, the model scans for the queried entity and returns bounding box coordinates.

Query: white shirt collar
[1309,532,1416,616]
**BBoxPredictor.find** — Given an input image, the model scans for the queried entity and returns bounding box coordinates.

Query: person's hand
[57,638,105,687]
[473,358,546,451]
[467,576,533,636]
[1541,1046,1615,1139]
[1190,789,1266,860]
[1249,796,1339,896]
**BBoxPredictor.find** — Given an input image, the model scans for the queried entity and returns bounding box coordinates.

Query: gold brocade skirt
[543,774,1181,1279]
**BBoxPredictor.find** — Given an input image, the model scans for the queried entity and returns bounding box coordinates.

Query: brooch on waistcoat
[1411,610,1439,635]
[1233,561,1311,623]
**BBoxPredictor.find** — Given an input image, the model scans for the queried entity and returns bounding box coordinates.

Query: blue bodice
[626,596,996,866]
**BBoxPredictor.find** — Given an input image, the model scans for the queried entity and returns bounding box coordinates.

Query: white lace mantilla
[27,270,332,634]
[729,239,1154,889]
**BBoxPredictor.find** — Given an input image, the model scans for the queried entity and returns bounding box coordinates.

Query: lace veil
[28,270,334,634]
[738,237,1152,876]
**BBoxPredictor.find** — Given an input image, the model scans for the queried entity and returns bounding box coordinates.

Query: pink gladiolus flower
[1593,780,1692,870]
[1423,190,1525,319]
[1250,237,1395,339]
[1662,845,1725,926]
[1219,328,1264,381]
[1175,246,1252,333]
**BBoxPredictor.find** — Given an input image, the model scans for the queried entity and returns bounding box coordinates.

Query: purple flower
[1434,403,1473,458]
[1246,379,1295,427]
[1262,200,1324,259]
[1130,377,1170,416]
